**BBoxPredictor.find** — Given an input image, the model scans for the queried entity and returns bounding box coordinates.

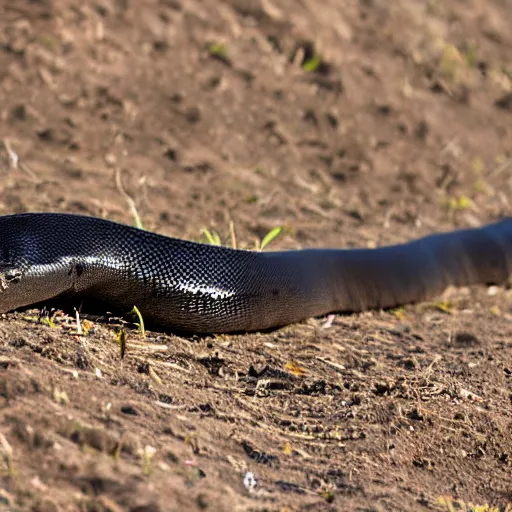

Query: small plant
[470,156,489,194]
[208,42,231,65]
[200,224,283,251]
[443,195,472,211]
[318,483,336,503]
[302,53,322,72]
[38,34,58,52]
[131,209,144,230]
[52,387,69,405]
[40,313,57,328]
[256,226,282,251]
[200,228,222,246]
[438,43,464,82]
[116,329,127,359]
[462,41,478,67]
[432,299,454,314]
[130,305,146,337]
[437,496,510,512]
[390,307,407,320]
[291,41,327,74]
[208,42,228,59]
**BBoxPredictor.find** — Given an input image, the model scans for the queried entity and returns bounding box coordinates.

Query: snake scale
[0,213,510,333]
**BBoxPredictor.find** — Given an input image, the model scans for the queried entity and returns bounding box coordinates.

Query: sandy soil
[0,0,511,510]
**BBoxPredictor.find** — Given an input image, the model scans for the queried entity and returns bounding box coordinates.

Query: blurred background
[1,0,510,249]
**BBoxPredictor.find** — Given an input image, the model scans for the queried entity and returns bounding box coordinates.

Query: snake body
[0,213,510,333]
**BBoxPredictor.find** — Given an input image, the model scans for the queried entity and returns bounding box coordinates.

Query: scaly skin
[0,213,510,333]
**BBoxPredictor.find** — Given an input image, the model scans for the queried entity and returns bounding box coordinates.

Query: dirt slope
[0,0,511,510]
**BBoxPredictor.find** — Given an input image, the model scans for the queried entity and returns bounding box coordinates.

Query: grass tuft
[200,228,222,246]
[208,42,228,59]
[257,226,282,251]
[130,306,146,337]
[116,329,127,359]
[437,496,511,512]
[200,223,283,251]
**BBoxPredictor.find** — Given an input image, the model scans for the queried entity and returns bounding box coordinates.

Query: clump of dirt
[0,0,511,510]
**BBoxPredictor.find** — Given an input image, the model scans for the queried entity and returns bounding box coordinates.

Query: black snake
[0,213,510,333]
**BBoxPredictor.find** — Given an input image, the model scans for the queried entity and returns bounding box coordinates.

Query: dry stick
[490,157,512,177]
[0,431,14,477]
[2,138,18,169]
[2,138,41,183]
[229,220,237,249]
[114,168,144,229]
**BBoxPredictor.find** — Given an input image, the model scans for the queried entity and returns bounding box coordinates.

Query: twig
[2,138,18,169]
[229,220,237,249]
[2,138,41,182]
[115,168,144,229]
[490,157,512,177]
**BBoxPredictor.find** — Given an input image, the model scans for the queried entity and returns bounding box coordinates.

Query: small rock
[105,153,117,167]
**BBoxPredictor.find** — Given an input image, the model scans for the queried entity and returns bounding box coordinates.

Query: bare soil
[0,0,511,510]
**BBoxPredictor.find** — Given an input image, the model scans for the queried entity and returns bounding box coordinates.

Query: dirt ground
[0,0,511,510]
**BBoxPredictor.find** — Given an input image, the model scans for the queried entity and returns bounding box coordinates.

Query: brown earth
[0,0,512,510]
